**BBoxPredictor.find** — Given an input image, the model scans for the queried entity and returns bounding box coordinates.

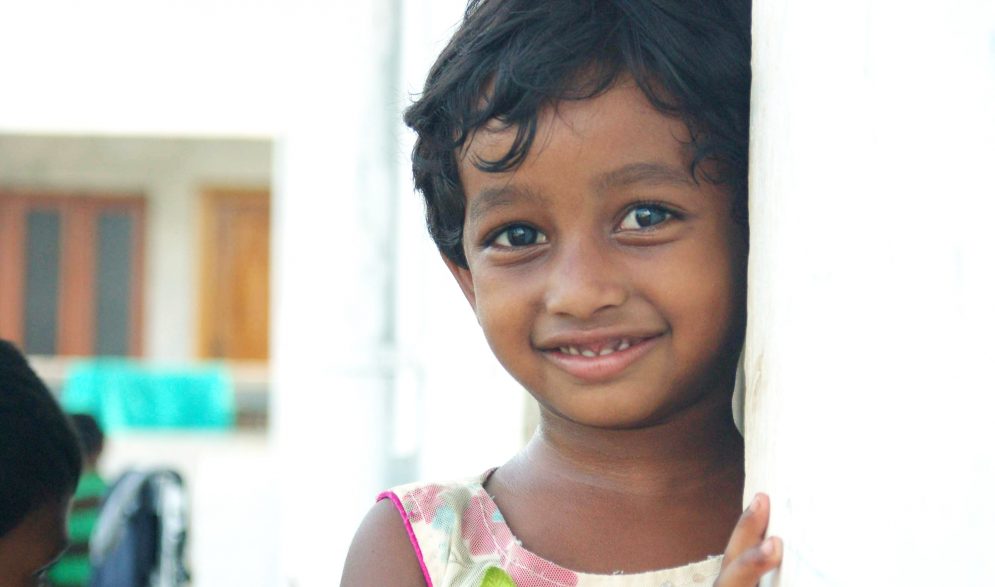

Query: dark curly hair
[404,0,752,267]
[70,413,105,461]
[0,340,82,537]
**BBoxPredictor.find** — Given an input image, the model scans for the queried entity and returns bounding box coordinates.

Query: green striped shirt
[48,470,107,587]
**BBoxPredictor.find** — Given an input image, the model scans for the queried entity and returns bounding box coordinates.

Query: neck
[511,390,743,498]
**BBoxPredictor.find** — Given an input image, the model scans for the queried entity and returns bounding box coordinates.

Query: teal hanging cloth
[61,360,234,431]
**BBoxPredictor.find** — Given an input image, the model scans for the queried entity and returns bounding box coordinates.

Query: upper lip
[534,328,665,351]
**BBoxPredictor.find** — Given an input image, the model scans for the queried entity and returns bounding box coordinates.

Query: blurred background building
[0,0,533,584]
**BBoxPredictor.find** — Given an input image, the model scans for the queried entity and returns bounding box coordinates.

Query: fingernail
[749,494,761,513]
[761,538,775,557]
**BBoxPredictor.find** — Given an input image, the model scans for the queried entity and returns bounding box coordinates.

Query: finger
[720,493,772,570]
[714,537,782,587]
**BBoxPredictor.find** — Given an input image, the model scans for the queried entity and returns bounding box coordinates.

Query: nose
[543,238,628,320]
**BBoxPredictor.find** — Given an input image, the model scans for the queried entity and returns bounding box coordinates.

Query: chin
[544,395,681,430]
[547,381,725,430]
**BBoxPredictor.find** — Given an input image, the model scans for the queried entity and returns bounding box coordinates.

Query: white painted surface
[268,2,398,583]
[394,0,531,485]
[748,2,995,584]
[0,1,288,137]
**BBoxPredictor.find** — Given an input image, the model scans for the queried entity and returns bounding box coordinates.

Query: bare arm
[340,498,427,587]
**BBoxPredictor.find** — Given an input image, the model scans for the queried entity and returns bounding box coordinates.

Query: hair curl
[404,0,752,267]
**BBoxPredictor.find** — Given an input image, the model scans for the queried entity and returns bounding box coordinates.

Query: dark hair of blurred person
[68,414,104,470]
[46,414,109,587]
[0,340,82,586]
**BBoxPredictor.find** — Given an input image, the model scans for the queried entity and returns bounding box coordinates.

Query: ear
[442,253,477,312]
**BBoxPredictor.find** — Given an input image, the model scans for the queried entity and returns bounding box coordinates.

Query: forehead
[459,82,693,197]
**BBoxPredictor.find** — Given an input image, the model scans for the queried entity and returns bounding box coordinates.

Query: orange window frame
[0,190,145,356]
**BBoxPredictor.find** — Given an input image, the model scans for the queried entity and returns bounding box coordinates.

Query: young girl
[343,1,781,585]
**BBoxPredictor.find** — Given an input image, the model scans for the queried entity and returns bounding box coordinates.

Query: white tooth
[617,340,630,351]
[568,346,580,356]
[581,349,596,357]
[599,347,614,356]
[559,347,569,354]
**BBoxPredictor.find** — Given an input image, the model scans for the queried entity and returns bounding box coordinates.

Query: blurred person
[46,415,108,587]
[0,340,82,586]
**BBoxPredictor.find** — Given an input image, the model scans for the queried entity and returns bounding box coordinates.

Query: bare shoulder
[341,498,426,587]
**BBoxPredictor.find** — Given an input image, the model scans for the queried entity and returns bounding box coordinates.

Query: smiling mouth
[555,337,640,357]
[540,334,663,382]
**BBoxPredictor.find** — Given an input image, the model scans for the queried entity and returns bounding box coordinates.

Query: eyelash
[617,202,679,231]
[485,223,548,248]
[483,202,679,249]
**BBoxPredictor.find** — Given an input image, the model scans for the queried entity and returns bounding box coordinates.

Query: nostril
[544,277,629,319]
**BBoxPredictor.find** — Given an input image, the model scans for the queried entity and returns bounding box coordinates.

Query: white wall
[267,0,402,577]
[394,0,531,485]
[271,0,533,581]
[0,135,271,361]
[748,1,995,584]
[0,2,287,137]
[0,1,534,584]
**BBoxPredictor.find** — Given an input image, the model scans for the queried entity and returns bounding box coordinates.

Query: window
[0,191,145,356]
[197,188,270,361]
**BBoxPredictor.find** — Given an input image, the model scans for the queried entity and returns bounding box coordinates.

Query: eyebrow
[465,161,692,225]
[595,161,693,190]
[466,183,547,225]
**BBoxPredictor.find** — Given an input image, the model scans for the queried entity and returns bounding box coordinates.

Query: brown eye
[619,205,673,230]
[492,224,548,247]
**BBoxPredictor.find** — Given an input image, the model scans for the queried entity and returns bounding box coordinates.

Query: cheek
[702,257,747,348]
[472,272,543,356]
[473,279,523,337]
[661,243,745,338]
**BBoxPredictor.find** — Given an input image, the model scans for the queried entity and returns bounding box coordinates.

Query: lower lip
[542,336,661,383]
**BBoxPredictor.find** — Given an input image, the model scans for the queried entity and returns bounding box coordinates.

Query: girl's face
[448,81,747,429]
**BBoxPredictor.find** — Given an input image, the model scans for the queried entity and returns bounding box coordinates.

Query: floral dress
[378,472,723,587]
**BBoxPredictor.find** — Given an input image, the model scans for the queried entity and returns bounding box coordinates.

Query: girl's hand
[713,493,782,587]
